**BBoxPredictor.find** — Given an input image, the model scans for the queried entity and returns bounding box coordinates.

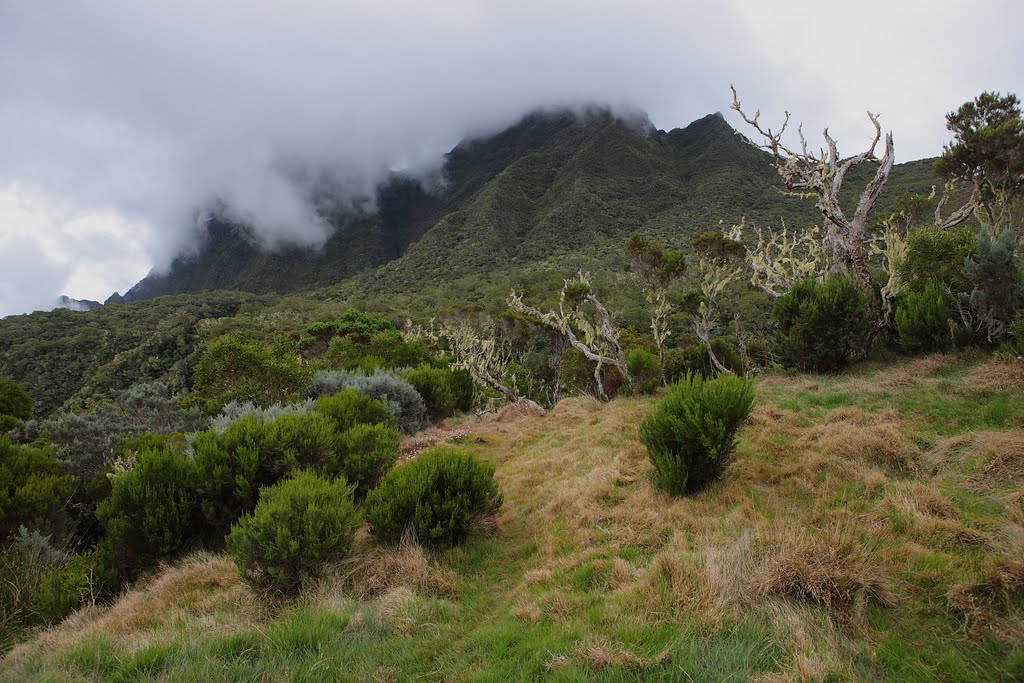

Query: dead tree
[730,86,894,290]
[508,271,627,401]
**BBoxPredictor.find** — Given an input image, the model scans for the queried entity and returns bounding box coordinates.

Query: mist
[1,0,1022,316]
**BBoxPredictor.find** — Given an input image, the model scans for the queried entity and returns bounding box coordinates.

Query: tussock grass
[4,352,1024,681]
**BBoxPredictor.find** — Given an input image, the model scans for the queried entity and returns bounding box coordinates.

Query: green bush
[626,349,662,395]
[0,438,73,541]
[193,336,310,411]
[336,424,400,498]
[364,448,502,548]
[895,280,954,354]
[96,448,202,578]
[403,366,458,421]
[901,227,977,294]
[193,412,341,540]
[309,370,428,434]
[324,329,433,371]
[663,340,745,383]
[774,276,875,372]
[314,390,396,433]
[639,372,755,496]
[1009,317,1024,355]
[0,378,32,424]
[450,368,476,413]
[226,471,359,595]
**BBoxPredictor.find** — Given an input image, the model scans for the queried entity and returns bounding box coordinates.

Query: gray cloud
[0,0,1022,316]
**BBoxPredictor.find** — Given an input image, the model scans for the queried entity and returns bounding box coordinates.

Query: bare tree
[730,86,894,290]
[508,271,627,400]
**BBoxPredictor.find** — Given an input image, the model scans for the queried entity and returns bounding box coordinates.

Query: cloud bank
[1,0,1021,316]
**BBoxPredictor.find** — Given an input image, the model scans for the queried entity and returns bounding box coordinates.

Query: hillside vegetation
[4,353,1022,682]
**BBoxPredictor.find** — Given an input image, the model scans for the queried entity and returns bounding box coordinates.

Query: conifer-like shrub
[364,448,502,548]
[403,366,458,421]
[895,279,954,354]
[314,390,396,433]
[337,423,400,498]
[774,276,874,372]
[626,349,663,395]
[639,372,754,496]
[97,448,202,578]
[193,335,310,411]
[226,471,359,595]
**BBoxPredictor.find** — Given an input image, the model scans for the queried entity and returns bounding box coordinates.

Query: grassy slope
[4,354,1023,682]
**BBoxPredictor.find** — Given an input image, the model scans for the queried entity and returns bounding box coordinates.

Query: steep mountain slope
[122,109,938,302]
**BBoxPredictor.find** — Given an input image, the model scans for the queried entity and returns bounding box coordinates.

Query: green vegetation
[364,447,502,548]
[639,372,754,495]
[226,471,359,595]
[895,280,955,354]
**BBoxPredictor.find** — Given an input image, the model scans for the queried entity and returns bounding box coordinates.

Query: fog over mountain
[1,0,1022,316]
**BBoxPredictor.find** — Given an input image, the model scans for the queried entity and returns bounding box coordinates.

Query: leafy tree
[936,91,1024,234]
[0,439,73,541]
[193,335,310,410]
[0,379,32,428]
[963,230,1023,341]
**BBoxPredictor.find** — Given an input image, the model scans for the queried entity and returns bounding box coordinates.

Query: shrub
[309,370,428,434]
[1009,317,1024,355]
[403,366,458,421]
[0,378,32,424]
[337,424,400,498]
[901,227,976,294]
[895,279,954,354]
[0,438,73,541]
[226,471,359,595]
[663,340,745,383]
[97,448,202,578]
[193,335,310,410]
[639,372,755,495]
[193,412,341,540]
[211,399,315,432]
[314,390,396,433]
[626,349,662,395]
[324,329,433,371]
[963,229,1023,341]
[774,276,875,372]
[364,447,502,548]
[450,368,476,412]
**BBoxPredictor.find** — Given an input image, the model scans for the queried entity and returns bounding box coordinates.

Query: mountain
[121,109,939,303]
[54,296,102,312]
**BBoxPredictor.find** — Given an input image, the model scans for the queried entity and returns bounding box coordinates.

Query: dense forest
[1,91,1023,681]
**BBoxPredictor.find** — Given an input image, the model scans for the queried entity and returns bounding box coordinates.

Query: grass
[3,353,1023,681]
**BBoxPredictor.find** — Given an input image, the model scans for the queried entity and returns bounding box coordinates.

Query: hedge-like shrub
[314,390,396,433]
[639,372,754,495]
[97,448,202,578]
[895,279,954,354]
[626,349,663,395]
[0,438,73,541]
[364,448,502,548]
[774,276,874,372]
[403,366,459,421]
[193,335,310,410]
[226,471,359,595]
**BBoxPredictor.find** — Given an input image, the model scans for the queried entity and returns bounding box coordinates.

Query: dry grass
[754,526,897,621]
[947,557,1024,637]
[327,532,458,600]
[963,356,1024,392]
[928,429,1024,490]
[818,412,918,473]
[572,635,648,670]
[4,553,263,666]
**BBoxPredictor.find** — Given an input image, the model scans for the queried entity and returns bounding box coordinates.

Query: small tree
[691,231,746,374]
[731,86,894,290]
[509,272,627,400]
[625,233,686,365]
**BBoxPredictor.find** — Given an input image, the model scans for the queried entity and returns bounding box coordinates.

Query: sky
[1,0,1022,317]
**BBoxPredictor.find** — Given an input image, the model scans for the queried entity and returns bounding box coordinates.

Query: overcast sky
[1,0,1022,317]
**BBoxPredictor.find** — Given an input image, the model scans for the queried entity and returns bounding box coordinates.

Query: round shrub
[314,390,396,433]
[0,378,32,424]
[364,447,502,548]
[774,276,875,372]
[403,366,458,421]
[450,368,475,413]
[336,423,400,498]
[894,279,954,354]
[626,349,663,395]
[226,471,359,595]
[97,448,202,578]
[639,372,755,496]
